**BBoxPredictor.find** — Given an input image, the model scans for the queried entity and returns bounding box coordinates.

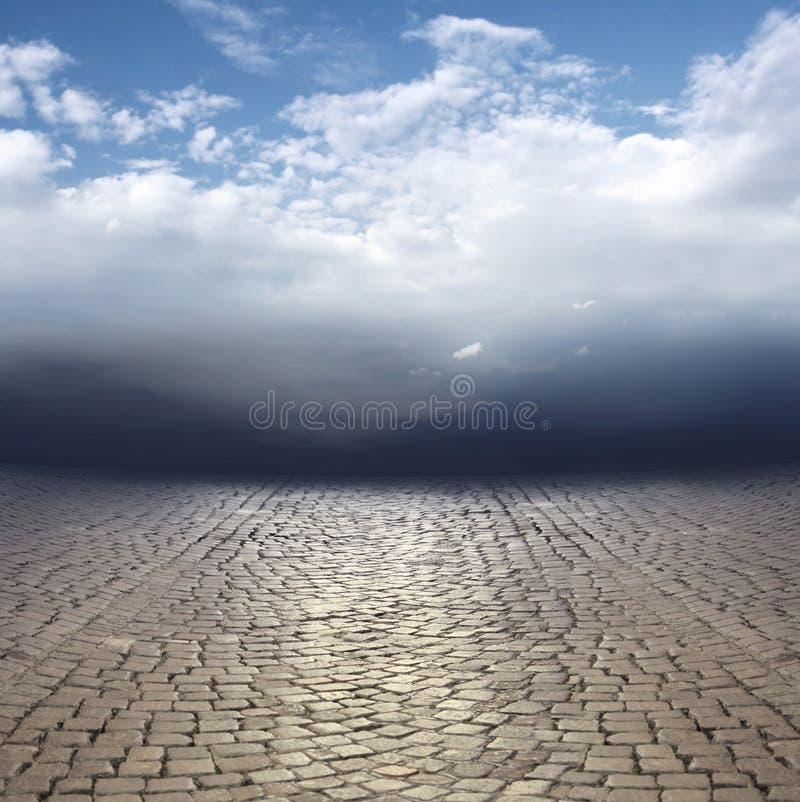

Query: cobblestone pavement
[1,465,800,802]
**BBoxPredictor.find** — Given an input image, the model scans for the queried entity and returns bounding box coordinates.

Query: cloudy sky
[1,0,799,471]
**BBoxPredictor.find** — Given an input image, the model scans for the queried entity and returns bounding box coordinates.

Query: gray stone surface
[1,464,799,800]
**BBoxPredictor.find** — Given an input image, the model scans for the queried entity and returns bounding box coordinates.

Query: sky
[1,1,800,472]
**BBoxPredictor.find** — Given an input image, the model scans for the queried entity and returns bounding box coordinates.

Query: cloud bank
[1,10,800,470]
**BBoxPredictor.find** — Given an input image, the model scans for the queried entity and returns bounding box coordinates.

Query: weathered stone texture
[1,465,799,800]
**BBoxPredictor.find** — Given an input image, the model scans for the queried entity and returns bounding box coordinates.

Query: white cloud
[168,0,281,74]
[170,0,261,32]
[575,345,590,357]
[205,30,276,74]
[672,9,800,206]
[104,85,239,145]
[453,342,483,360]
[112,108,148,144]
[0,34,240,147]
[276,13,606,160]
[281,70,484,155]
[0,128,70,181]
[572,299,596,310]
[32,86,106,140]
[188,125,234,163]
[0,39,71,117]
[0,77,25,118]
[679,10,800,139]
[139,84,240,133]
[123,158,177,171]
[404,15,548,63]
[169,0,378,90]
[28,77,239,144]
[2,39,70,83]
[638,103,676,121]
[1,12,800,396]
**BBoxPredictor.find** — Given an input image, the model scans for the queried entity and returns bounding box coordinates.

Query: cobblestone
[1,465,800,799]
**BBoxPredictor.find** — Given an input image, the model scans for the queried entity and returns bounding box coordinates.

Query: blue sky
[2,1,791,97]
[1,1,800,424]
[1,0,796,177]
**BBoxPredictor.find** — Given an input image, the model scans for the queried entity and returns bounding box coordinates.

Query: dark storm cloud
[2,332,799,474]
